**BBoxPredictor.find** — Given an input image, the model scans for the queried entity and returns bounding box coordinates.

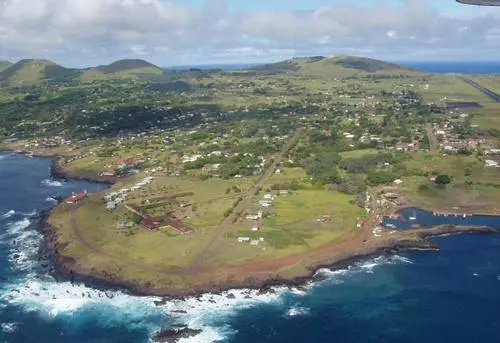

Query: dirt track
[189,128,303,269]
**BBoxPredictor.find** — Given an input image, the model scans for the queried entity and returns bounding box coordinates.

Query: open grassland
[421,75,492,103]
[48,165,362,291]
[400,152,500,213]
[340,149,380,158]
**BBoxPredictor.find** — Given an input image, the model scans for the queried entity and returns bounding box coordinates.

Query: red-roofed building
[140,215,160,230]
[66,190,88,204]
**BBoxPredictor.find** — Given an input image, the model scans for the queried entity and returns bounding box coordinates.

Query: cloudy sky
[1,0,500,67]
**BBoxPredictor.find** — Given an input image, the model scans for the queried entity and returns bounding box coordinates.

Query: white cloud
[0,0,500,66]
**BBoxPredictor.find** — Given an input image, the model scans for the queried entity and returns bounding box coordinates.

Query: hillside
[0,61,12,72]
[80,59,165,81]
[245,55,418,78]
[296,56,418,77]
[0,59,81,84]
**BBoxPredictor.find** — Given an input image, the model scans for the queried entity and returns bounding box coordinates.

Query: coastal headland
[42,159,500,298]
[2,56,500,298]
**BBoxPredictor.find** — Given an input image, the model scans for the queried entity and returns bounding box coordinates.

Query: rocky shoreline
[42,215,500,299]
[50,158,117,185]
[35,151,500,299]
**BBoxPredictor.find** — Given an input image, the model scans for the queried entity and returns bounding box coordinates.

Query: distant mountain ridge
[0,58,166,84]
[0,55,418,84]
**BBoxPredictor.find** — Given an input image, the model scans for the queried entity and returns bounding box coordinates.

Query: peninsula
[2,56,500,296]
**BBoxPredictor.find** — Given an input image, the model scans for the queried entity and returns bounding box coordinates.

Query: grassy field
[340,149,380,158]
[399,152,500,212]
[421,75,492,103]
[47,162,363,291]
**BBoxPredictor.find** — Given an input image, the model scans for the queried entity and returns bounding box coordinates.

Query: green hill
[246,55,418,78]
[0,59,81,84]
[81,59,165,81]
[296,56,418,77]
[0,61,12,72]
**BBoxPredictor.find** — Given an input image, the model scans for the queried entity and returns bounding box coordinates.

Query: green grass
[340,149,380,158]
[400,152,500,212]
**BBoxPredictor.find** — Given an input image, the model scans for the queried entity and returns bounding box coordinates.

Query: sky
[1,0,500,67]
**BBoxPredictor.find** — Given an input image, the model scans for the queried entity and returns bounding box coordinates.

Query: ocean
[398,61,500,75]
[166,61,500,75]
[1,153,500,343]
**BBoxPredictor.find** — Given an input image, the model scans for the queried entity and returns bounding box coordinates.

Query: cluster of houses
[23,136,72,150]
[432,123,480,154]
[104,177,154,211]
[102,157,142,177]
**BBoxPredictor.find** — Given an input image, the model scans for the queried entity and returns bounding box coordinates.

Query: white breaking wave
[0,206,415,343]
[41,179,63,187]
[1,210,15,219]
[314,255,414,281]
[1,322,18,333]
[157,288,287,342]
[0,213,289,343]
[46,197,58,203]
[285,306,310,318]
[19,210,38,217]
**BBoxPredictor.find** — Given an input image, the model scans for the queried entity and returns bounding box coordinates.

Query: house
[66,190,88,204]
[140,215,160,230]
[263,193,274,201]
[252,226,260,232]
[393,179,403,185]
[485,159,499,167]
[250,240,260,246]
[238,237,251,243]
[245,211,263,221]
[279,190,290,195]
[106,201,117,211]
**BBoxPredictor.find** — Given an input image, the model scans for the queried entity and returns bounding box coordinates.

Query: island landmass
[2,55,500,296]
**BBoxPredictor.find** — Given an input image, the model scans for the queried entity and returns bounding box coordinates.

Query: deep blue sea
[1,152,500,343]
[166,61,500,74]
[399,61,500,75]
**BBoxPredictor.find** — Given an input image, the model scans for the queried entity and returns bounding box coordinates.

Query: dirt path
[69,204,177,275]
[425,123,438,152]
[188,128,303,269]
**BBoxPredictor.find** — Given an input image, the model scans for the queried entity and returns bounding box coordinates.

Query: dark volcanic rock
[154,327,203,343]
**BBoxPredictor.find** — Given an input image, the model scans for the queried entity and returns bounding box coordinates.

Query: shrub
[435,174,452,185]
[132,213,143,224]
[366,171,397,185]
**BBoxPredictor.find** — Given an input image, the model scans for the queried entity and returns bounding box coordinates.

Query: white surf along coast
[41,179,64,187]
[0,180,414,342]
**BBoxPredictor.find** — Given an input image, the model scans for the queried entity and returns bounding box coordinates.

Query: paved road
[462,78,500,102]
[188,128,303,269]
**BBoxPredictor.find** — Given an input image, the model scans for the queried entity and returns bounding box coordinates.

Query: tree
[366,171,397,185]
[435,174,452,185]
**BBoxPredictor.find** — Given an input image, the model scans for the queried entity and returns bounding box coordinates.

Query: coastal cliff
[42,216,500,298]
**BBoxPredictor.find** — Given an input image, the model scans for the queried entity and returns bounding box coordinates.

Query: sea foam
[0,204,415,343]
[1,210,15,219]
[1,322,18,333]
[41,179,63,187]
[285,306,310,318]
